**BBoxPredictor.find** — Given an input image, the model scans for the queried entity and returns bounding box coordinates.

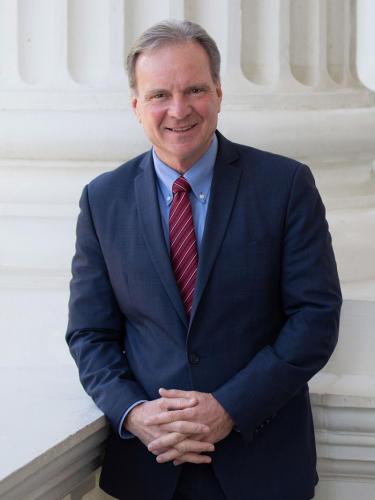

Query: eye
[152,93,166,100]
[190,87,203,94]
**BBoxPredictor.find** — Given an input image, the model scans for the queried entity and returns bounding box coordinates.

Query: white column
[0,0,19,87]
[184,0,228,68]
[67,0,111,84]
[124,0,175,51]
[290,0,321,86]
[241,0,279,85]
[357,0,375,91]
[17,0,57,84]
[327,0,347,84]
[216,0,375,107]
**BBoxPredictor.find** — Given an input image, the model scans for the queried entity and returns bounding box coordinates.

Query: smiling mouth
[165,124,197,133]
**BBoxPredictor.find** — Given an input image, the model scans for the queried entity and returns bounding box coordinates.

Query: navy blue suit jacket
[67,131,342,500]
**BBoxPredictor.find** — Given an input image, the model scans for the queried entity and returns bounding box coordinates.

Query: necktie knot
[172,177,191,194]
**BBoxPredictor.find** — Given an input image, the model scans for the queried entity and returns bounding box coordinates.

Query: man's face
[131,41,222,172]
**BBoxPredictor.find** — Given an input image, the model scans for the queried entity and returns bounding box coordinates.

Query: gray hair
[127,20,221,90]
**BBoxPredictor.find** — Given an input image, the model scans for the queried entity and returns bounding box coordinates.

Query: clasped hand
[124,388,234,466]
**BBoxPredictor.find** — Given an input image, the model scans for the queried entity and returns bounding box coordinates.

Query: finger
[148,432,186,453]
[174,439,215,454]
[159,388,194,399]
[145,408,195,426]
[156,447,183,463]
[156,448,212,464]
[159,421,209,435]
[172,452,212,465]
[180,453,212,464]
[151,435,214,455]
[159,397,197,411]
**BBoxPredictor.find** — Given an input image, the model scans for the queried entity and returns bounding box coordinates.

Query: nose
[168,95,191,120]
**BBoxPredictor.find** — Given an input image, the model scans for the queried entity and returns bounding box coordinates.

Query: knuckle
[159,398,166,409]
[177,445,187,454]
[186,408,195,418]
[169,450,179,460]
[161,423,172,433]
[176,421,184,432]
[170,432,180,445]
[177,441,188,453]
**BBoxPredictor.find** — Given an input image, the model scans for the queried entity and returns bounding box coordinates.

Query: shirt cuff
[118,400,148,439]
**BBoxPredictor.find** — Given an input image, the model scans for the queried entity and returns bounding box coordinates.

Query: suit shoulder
[234,141,305,177]
[86,151,149,197]
[89,151,148,187]
[220,136,316,199]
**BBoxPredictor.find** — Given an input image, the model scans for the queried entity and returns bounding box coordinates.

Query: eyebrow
[144,83,211,98]
[186,83,209,90]
[145,89,167,98]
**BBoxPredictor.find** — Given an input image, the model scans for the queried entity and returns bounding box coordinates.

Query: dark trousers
[172,463,227,500]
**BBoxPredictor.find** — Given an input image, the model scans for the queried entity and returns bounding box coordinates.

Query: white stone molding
[310,375,375,494]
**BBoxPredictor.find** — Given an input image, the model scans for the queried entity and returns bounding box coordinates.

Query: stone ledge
[0,365,107,500]
[311,372,375,481]
[0,422,108,500]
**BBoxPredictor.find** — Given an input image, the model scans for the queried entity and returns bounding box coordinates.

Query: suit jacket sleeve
[66,185,149,433]
[213,163,342,445]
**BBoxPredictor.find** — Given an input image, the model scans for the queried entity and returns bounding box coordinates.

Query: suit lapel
[189,134,242,324]
[135,152,188,327]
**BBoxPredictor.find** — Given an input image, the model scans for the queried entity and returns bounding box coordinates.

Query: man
[66,20,342,500]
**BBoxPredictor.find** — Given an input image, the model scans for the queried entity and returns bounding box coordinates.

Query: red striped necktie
[169,177,198,318]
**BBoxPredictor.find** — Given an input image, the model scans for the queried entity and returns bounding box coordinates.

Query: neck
[154,136,214,174]
[154,155,196,174]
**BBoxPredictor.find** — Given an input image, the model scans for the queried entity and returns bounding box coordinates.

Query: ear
[131,94,142,123]
[216,83,223,112]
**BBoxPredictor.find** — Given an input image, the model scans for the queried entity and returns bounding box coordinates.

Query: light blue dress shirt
[118,134,218,438]
[153,133,217,251]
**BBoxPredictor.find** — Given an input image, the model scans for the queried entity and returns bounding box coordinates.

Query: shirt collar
[152,134,218,206]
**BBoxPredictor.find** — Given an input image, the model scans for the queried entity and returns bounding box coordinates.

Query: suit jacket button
[189,352,200,365]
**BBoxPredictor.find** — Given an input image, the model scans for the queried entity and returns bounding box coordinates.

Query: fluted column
[216,0,375,108]
[0,0,19,86]
[1,0,374,112]
[0,0,130,110]
[357,0,375,91]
